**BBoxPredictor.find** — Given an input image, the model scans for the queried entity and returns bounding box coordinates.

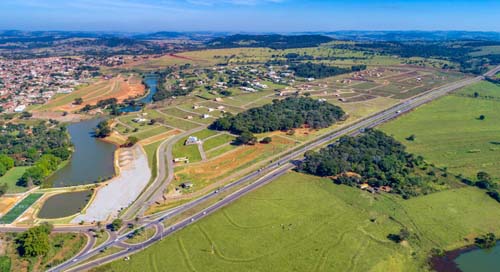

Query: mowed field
[39,74,145,112]
[381,81,500,180]
[95,172,500,272]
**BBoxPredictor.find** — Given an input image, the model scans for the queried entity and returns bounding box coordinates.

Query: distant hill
[320,31,500,41]
[206,34,334,49]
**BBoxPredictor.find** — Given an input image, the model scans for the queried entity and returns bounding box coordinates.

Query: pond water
[432,242,500,272]
[119,74,159,113]
[454,243,500,272]
[46,118,117,187]
[38,190,92,219]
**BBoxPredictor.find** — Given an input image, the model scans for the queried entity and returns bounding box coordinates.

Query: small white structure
[202,114,212,119]
[185,136,201,145]
[132,118,148,123]
[14,105,26,112]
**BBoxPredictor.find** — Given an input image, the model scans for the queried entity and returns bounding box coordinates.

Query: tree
[109,219,123,231]
[477,171,492,183]
[388,229,411,243]
[0,155,14,170]
[21,112,32,119]
[260,137,273,144]
[16,223,53,257]
[235,131,257,145]
[406,134,416,141]
[474,92,479,98]
[94,120,111,138]
[73,97,84,105]
[0,183,8,197]
[475,233,496,249]
[123,136,139,147]
[479,115,486,120]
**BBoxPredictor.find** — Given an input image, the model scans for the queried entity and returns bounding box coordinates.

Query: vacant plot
[129,125,171,141]
[381,81,500,180]
[172,137,202,164]
[97,171,500,272]
[203,134,236,152]
[174,136,296,192]
[0,166,29,193]
[40,74,145,112]
[0,193,43,224]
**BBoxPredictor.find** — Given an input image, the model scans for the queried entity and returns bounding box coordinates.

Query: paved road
[120,125,207,220]
[48,67,499,272]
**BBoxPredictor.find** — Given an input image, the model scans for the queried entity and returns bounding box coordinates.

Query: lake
[46,118,117,187]
[119,74,159,113]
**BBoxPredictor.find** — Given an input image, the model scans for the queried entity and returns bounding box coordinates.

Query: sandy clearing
[0,196,22,216]
[71,146,151,223]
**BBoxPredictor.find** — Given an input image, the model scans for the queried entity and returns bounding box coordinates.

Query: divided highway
[47,66,499,271]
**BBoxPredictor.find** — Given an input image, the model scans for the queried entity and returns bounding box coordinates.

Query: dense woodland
[210,97,345,138]
[0,122,72,187]
[333,41,500,74]
[298,130,443,198]
[290,62,367,79]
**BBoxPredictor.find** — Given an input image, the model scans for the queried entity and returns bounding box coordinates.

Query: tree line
[289,62,367,79]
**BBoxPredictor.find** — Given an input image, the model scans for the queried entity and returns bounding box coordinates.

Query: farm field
[96,172,500,272]
[125,47,453,71]
[0,166,30,193]
[381,81,500,180]
[0,193,43,224]
[38,74,145,112]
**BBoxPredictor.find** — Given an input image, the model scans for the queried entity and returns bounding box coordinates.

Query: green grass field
[0,167,30,193]
[143,141,162,169]
[0,193,43,224]
[203,134,236,151]
[381,81,500,180]
[129,126,171,140]
[95,172,500,272]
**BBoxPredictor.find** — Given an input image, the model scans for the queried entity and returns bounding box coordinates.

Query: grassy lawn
[129,126,171,141]
[203,134,236,151]
[172,137,202,163]
[381,82,500,180]
[125,227,156,244]
[191,129,219,140]
[95,172,500,272]
[0,167,30,194]
[0,193,43,224]
[143,140,163,169]
[93,231,110,249]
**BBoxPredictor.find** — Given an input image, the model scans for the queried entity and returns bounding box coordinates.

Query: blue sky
[0,0,499,32]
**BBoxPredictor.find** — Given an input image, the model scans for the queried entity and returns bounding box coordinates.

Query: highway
[45,65,500,272]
